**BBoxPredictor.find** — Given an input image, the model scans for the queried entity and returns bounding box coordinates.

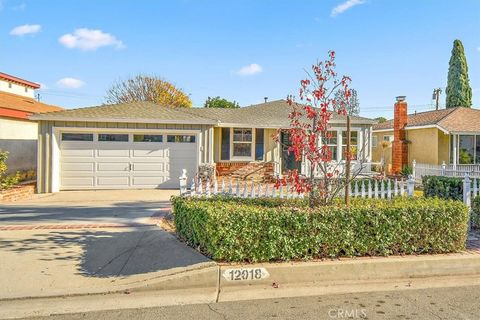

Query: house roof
[0,72,41,89]
[0,91,63,120]
[29,101,217,124]
[31,99,375,127]
[373,107,480,133]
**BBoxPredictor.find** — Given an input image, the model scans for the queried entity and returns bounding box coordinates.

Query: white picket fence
[178,170,415,199]
[413,160,480,181]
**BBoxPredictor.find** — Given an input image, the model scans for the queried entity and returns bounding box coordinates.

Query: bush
[422,175,463,201]
[0,150,19,191]
[172,196,469,262]
[400,165,413,177]
[471,196,480,229]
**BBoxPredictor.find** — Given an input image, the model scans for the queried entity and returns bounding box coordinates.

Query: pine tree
[446,39,472,108]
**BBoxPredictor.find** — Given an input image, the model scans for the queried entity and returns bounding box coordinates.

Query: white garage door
[59,132,198,190]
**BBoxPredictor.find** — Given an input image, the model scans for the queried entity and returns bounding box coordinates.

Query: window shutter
[221,128,230,160]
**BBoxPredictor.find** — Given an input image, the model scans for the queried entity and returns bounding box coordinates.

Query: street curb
[216,252,480,300]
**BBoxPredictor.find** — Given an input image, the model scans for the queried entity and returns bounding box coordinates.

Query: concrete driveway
[0,190,214,300]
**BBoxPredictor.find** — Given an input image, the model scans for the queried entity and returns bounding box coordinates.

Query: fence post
[442,161,446,176]
[463,174,472,231]
[412,159,416,180]
[179,169,188,195]
[407,175,415,197]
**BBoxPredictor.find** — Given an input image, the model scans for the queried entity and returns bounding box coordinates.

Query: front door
[281,132,302,173]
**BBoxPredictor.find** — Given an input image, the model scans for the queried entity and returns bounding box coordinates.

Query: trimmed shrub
[422,175,463,201]
[471,196,480,229]
[172,196,469,262]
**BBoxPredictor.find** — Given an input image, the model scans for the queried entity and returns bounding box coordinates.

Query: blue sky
[1,0,479,119]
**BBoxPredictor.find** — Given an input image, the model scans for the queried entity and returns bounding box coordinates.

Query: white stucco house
[0,72,62,173]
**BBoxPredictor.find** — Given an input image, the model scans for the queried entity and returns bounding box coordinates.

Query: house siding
[36,120,214,193]
[406,128,440,165]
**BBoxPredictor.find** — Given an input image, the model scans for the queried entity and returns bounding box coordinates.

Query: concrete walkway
[0,190,215,300]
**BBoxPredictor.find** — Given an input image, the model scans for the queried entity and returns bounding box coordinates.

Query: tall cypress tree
[446,39,472,108]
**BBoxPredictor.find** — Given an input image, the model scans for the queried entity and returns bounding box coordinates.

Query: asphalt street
[23,284,480,320]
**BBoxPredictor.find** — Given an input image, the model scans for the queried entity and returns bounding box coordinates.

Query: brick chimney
[392,96,408,174]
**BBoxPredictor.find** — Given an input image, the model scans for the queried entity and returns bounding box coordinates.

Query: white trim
[29,115,217,125]
[51,128,60,192]
[230,127,255,161]
[51,127,201,191]
[208,127,214,164]
[374,124,450,135]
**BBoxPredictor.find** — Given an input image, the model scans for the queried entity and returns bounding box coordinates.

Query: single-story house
[372,96,480,173]
[31,99,375,193]
[0,72,62,173]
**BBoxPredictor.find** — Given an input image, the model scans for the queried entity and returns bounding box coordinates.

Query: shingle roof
[30,101,217,124]
[183,99,375,127]
[31,99,375,127]
[373,107,480,133]
[0,91,62,114]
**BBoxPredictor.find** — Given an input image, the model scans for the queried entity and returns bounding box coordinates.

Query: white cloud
[10,24,41,36]
[56,78,85,89]
[59,28,125,51]
[12,3,27,10]
[331,0,365,17]
[236,63,263,76]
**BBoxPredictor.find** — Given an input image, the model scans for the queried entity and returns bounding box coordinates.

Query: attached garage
[59,131,198,190]
[32,102,216,193]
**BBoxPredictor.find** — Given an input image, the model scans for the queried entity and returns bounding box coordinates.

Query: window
[342,131,358,160]
[459,135,475,164]
[98,134,129,142]
[167,135,196,143]
[372,135,378,148]
[232,128,252,158]
[61,133,93,141]
[255,129,264,161]
[25,87,28,93]
[221,128,230,160]
[8,83,12,89]
[323,130,338,161]
[134,134,163,142]
[383,135,394,142]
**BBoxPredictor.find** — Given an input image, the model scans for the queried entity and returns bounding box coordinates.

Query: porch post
[208,127,214,164]
[452,134,457,169]
[337,130,342,162]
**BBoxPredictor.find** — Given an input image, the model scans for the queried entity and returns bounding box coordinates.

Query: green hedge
[172,196,469,262]
[471,196,480,229]
[422,175,463,201]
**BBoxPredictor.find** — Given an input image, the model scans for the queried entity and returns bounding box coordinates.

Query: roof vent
[396,96,406,102]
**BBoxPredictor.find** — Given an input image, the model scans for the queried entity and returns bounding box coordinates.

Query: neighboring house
[372,96,480,174]
[31,99,375,193]
[0,72,62,173]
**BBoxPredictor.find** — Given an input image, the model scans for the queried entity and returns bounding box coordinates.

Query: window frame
[61,133,94,142]
[230,127,255,161]
[166,135,196,143]
[341,130,359,160]
[98,133,129,142]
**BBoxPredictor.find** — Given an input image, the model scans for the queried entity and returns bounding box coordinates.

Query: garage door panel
[132,149,165,157]
[97,176,130,186]
[132,176,168,186]
[62,149,95,157]
[133,162,167,172]
[61,162,95,172]
[61,177,95,188]
[97,162,130,172]
[97,149,130,157]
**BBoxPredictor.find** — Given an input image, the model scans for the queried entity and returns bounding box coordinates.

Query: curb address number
[223,267,269,281]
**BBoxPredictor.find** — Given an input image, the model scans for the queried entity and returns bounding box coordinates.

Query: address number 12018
[223,268,269,281]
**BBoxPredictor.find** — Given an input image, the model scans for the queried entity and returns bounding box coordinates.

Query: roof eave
[28,115,218,125]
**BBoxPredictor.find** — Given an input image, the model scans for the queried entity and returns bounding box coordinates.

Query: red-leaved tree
[274,51,364,207]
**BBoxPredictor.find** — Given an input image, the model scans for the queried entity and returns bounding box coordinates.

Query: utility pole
[432,88,442,110]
